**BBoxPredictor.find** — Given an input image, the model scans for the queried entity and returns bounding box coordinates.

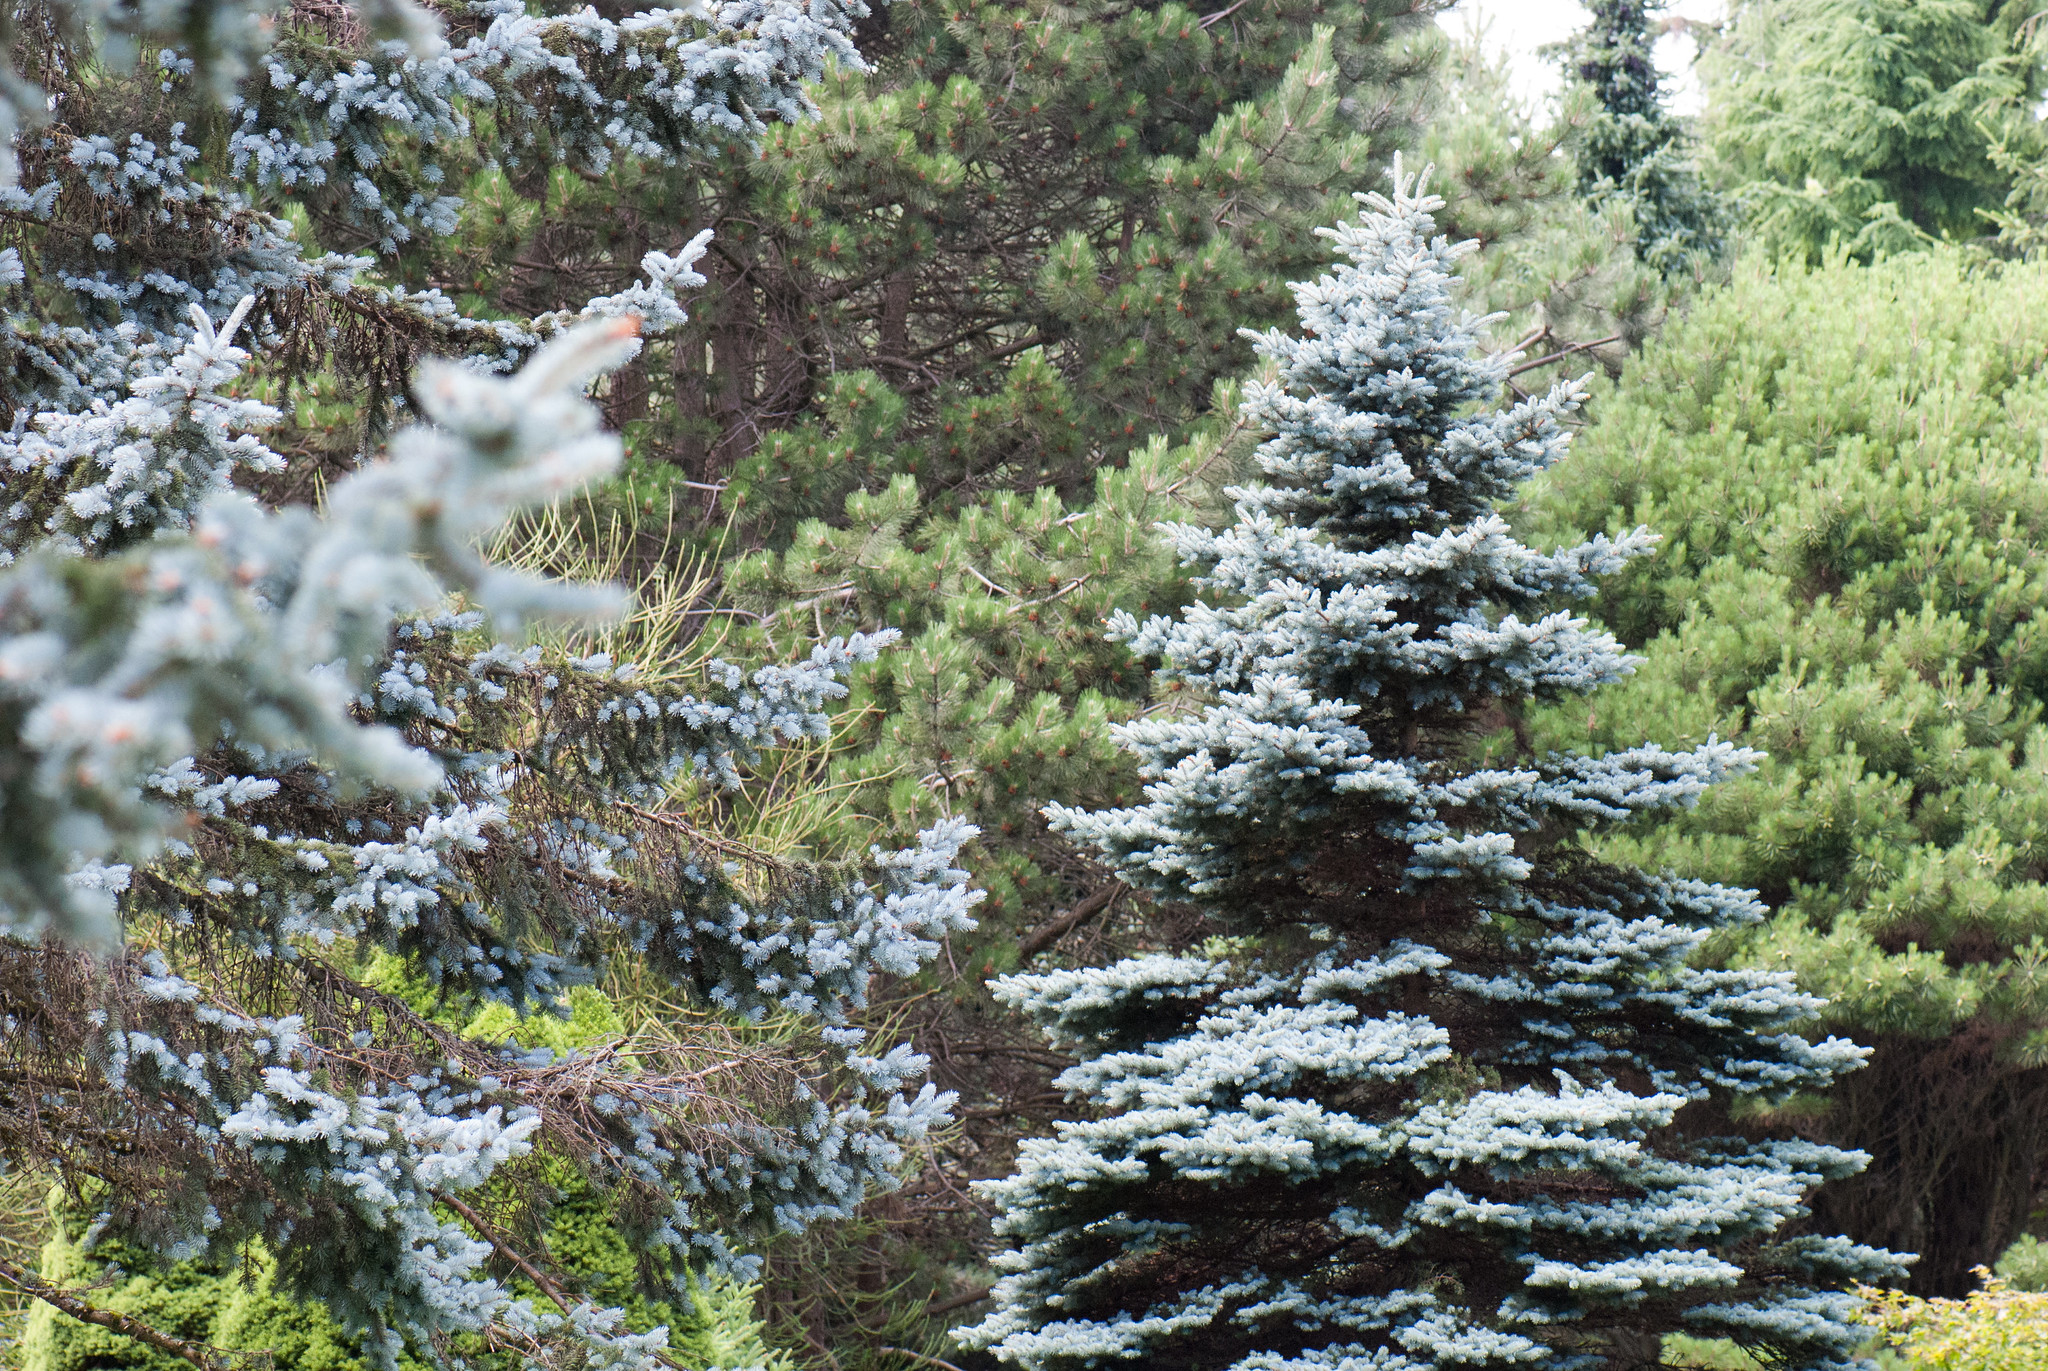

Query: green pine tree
[1517,246,2048,1296]
[696,7,1445,541]
[1422,32,1679,385]
[400,0,1445,537]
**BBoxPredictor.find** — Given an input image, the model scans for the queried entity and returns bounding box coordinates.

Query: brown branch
[964,565,1014,597]
[906,321,1031,363]
[1006,575,1091,617]
[439,1194,577,1318]
[439,1195,698,1371]
[899,334,1045,395]
[924,1284,993,1316]
[0,1255,237,1371]
[1017,885,1119,960]
[620,802,789,868]
[753,583,858,630]
[879,1347,972,1371]
[1196,0,1250,27]
[1507,333,1624,378]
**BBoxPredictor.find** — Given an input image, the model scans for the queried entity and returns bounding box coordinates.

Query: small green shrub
[1997,1234,2048,1293]
[1862,1272,2048,1367]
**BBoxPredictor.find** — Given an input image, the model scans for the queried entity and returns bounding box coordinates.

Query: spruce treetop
[1560,0,1722,275]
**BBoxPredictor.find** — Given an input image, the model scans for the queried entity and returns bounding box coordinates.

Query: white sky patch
[1436,0,1727,117]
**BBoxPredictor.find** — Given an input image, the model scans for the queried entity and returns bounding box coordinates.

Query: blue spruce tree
[0,0,983,1359]
[957,160,1905,1371]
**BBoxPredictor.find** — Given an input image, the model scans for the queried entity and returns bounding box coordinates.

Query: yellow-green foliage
[1515,245,2048,1291]
[213,1250,412,1371]
[22,1215,226,1371]
[1862,1273,2048,1368]
[21,1200,785,1371]
[19,1188,425,1371]
[459,983,624,1053]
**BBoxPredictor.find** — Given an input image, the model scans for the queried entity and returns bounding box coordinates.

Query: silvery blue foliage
[0,0,856,413]
[959,160,1903,1371]
[223,0,865,249]
[0,296,282,559]
[0,316,640,947]
[0,309,983,1365]
[0,0,984,1345]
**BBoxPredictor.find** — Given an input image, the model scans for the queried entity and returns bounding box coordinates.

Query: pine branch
[437,1194,578,1316]
[878,1346,971,1371]
[1507,333,1624,377]
[923,1284,992,1315]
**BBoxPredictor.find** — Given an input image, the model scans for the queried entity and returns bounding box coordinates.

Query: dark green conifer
[1563,0,1722,273]
[694,8,1443,537]
[1702,0,2042,260]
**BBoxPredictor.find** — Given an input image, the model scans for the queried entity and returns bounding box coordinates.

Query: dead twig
[1507,333,1624,378]
[924,1284,993,1316]
[879,1347,972,1371]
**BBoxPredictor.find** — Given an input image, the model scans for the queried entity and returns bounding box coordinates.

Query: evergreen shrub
[1520,247,2048,1295]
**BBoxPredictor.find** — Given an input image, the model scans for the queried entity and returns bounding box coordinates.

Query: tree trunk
[1801,1030,2048,1296]
[709,266,757,473]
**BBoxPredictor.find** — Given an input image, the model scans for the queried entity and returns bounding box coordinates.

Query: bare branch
[924,1284,993,1316]
[0,1255,238,1371]
[879,1347,972,1371]
[1507,333,1624,378]
[1018,885,1119,960]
